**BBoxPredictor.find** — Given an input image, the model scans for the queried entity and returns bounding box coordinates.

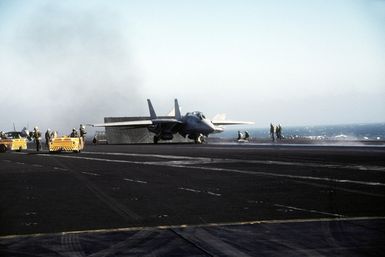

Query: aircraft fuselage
[148,111,215,142]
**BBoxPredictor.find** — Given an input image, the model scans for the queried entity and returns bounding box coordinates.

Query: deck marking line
[170,164,385,187]
[82,151,206,161]
[207,191,222,197]
[124,178,148,184]
[82,151,385,172]
[1,216,384,240]
[179,187,201,193]
[37,154,385,187]
[273,204,344,217]
[53,167,69,171]
[81,171,100,176]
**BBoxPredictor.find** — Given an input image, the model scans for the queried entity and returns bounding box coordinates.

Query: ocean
[221,123,385,141]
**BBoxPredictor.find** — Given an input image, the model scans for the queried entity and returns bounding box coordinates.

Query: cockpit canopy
[186,111,207,120]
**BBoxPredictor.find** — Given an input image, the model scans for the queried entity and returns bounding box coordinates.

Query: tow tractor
[48,136,84,153]
[0,131,28,153]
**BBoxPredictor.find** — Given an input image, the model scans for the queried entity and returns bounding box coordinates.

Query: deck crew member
[33,127,42,151]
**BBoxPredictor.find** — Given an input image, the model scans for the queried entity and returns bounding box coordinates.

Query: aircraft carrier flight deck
[1,143,384,256]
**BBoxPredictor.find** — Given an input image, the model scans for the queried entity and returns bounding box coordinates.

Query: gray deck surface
[1,143,384,256]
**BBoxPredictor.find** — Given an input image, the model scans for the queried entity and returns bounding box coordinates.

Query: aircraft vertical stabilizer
[174,99,181,120]
[147,99,157,119]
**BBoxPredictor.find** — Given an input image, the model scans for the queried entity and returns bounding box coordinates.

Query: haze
[1,0,384,133]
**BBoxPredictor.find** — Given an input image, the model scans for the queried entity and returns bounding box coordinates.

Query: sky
[0,0,384,133]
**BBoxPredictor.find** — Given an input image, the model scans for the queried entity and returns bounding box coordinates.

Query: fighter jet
[93,99,253,144]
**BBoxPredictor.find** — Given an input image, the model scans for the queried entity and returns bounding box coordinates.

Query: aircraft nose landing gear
[194,134,206,144]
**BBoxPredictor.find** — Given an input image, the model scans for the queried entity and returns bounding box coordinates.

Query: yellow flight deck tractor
[48,136,84,153]
[0,138,28,153]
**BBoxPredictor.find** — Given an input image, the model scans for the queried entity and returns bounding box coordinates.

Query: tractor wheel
[0,144,7,153]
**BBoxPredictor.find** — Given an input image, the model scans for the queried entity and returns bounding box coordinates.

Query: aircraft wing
[93,118,183,128]
[152,118,183,124]
[93,120,153,127]
[212,113,254,126]
[211,120,254,126]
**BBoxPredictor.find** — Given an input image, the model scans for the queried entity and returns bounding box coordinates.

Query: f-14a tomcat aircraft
[93,99,254,144]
